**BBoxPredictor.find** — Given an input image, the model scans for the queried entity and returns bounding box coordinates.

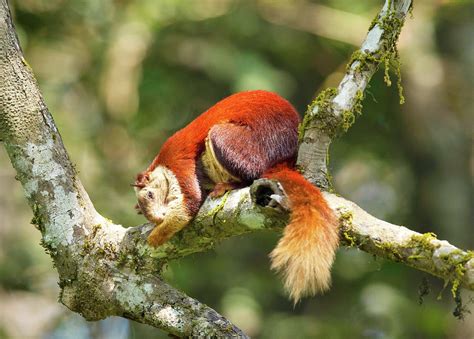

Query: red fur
[137,90,339,301]
[139,90,300,216]
[264,164,339,302]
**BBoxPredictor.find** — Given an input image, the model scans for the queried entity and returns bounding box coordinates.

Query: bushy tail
[264,164,339,304]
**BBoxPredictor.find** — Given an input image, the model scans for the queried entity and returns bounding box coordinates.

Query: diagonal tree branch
[0,1,247,337]
[297,0,412,189]
[1,0,472,337]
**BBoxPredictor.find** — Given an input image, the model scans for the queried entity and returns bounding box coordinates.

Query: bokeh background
[0,0,472,338]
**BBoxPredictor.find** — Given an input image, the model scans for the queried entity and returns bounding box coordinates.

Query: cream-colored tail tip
[270,238,335,304]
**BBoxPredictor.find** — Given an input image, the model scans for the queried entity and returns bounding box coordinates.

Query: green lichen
[408,232,437,248]
[394,50,405,104]
[199,191,230,222]
[354,90,364,115]
[341,110,355,133]
[340,90,365,133]
[295,164,305,174]
[298,113,311,143]
[342,231,356,247]
[117,250,129,266]
[407,232,473,316]
[301,2,409,143]
[81,223,121,262]
[383,56,392,86]
[39,237,57,258]
[446,251,473,301]
[379,6,406,104]
[102,241,119,261]
[299,2,409,142]
[450,263,465,298]
[404,232,437,264]
[338,211,356,247]
[91,223,102,237]
[347,50,381,73]
[82,237,93,254]
[375,240,403,262]
[349,3,407,106]
[31,203,44,231]
[298,88,339,141]
[128,244,150,272]
[148,247,169,259]
[324,147,335,192]
[339,211,353,225]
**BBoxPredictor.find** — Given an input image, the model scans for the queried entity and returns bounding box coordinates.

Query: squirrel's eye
[147,191,154,199]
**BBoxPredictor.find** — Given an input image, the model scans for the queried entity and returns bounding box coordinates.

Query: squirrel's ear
[134,172,150,188]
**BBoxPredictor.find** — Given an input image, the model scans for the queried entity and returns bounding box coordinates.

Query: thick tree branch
[325,193,473,291]
[1,0,472,337]
[297,0,412,188]
[0,1,246,337]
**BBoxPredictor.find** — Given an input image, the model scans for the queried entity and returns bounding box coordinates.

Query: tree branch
[297,0,412,188]
[0,0,247,336]
[1,0,472,337]
[325,193,473,291]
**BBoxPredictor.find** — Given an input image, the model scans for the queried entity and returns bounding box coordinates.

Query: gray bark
[1,0,471,337]
[297,0,412,188]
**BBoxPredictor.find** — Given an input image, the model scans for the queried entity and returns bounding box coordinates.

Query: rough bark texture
[325,193,473,291]
[1,0,472,337]
[0,0,249,336]
[297,0,412,188]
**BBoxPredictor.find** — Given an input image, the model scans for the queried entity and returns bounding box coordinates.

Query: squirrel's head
[134,166,187,226]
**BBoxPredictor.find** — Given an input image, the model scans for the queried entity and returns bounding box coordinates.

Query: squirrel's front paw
[134,203,143,214]
[209,182,241,198]
[147,227,172,247]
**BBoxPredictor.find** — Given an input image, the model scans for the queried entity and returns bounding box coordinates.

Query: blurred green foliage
[0,0,472,338]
